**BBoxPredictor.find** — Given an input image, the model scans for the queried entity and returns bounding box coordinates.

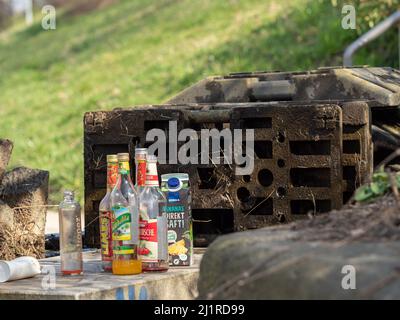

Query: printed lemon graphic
[168,239,188,255]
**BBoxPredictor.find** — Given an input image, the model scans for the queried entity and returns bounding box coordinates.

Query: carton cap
[168,177,180,189]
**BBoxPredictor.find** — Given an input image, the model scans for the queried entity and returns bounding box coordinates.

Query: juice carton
[161,173,193,266]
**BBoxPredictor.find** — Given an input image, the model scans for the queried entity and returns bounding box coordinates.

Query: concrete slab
[0,250,204,300]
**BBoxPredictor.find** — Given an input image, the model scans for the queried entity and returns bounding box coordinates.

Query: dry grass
[290,194,400,243]
[0,208,46,260]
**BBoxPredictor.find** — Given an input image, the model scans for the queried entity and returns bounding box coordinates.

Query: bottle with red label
[99,154,119,272]
[138,154,169,272]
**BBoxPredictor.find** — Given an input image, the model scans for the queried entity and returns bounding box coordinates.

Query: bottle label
[100,211,113,259]
[113,244,134,255]
[139,218,157,261]
[136,160,146,187]
[112,206,132,241]
[119,161,130,175]
[146,175,159,183]
[107,162,119,189]
[145,162,159,187]
[139,217,167,262]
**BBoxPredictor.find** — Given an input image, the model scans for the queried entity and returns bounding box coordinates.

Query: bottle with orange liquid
[110,153,141,275]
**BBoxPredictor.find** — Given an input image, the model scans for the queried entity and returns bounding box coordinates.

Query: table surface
[0,249,204,300]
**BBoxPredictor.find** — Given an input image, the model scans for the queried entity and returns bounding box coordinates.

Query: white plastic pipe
[0,256,41,283]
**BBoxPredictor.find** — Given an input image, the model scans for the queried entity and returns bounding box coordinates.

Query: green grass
[0,0,399,203]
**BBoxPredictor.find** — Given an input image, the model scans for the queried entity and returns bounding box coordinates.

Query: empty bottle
[111,153,141,275]
[99,154,119,272]
[58,190,83,276]
[139,155,169,272]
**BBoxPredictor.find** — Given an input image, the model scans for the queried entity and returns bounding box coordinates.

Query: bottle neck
[63,191,75,203]
[145,161,159,187]
[106,161,119,193]
[63,195,74,202]
[118,160,133,184]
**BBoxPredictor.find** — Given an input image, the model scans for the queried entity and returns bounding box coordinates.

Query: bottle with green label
[110,153,141,275]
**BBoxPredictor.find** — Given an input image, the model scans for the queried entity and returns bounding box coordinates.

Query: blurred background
[0,0,399,204]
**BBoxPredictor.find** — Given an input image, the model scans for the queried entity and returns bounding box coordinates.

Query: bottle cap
[135,148,147,160]
[147,154,157,162]
[106,154,118,162]
[117,153,130,162]
[167,177,180,189]
[63,190,74,200]
[135,148,147,154]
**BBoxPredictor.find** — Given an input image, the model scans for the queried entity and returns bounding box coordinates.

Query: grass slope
[0,0,398,202]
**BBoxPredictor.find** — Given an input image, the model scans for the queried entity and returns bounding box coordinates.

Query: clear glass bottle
[139,155,169,272]
[58,190,83,276]
[110,153,141,275]
[99,154,118,272]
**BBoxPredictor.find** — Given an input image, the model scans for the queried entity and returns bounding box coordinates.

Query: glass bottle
[139,155,169,272]
[110,153,141,275]
[58,190,83,276]
[99,154,118,272]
